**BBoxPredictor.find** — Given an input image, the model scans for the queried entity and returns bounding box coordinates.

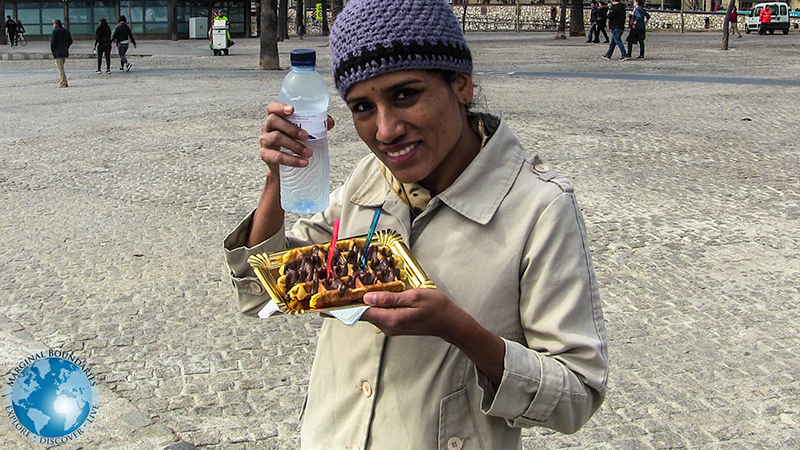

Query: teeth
[387,144,415,158]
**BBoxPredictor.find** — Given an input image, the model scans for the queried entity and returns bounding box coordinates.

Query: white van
[745,2,791,34]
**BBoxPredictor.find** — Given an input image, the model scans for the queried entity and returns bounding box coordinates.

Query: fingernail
[298,130,309,140]
[284,105,292,114]
[303,148,313,158]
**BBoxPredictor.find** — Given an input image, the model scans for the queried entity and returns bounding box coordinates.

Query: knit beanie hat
[329,0,473,99]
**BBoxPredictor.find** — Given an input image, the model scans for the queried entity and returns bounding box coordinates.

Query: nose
[374,107,404,145]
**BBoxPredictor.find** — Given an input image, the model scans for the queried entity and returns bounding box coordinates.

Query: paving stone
[1,33,799,449]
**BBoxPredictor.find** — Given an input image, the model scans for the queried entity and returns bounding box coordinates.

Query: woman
[729,5,742,38]
[224,0,608,448]
[93,18,112,74]
[626,0,650,59]
[111,15,136,72]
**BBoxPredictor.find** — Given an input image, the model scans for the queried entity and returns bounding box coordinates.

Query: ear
[450,73,474,106]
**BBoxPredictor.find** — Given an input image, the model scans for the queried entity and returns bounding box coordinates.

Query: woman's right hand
[258,102,335,174]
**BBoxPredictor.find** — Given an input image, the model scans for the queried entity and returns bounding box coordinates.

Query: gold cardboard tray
[247,229,436,315]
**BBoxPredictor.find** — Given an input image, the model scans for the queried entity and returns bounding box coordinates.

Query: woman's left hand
[361,288,506,385]
[360,289,466,341]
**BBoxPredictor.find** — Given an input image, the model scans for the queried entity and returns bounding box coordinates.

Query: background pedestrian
[111,15,136,72]
[626,0,650,59]
[596,1,610,43]
[729,5,742,38]
[50,19,73,88]
[587,2,599,43]
[5,15,17,48]
[602,0,629,60]
[93,18,112,74]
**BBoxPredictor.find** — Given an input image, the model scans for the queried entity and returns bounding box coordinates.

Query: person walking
[5,16,17,48]
[587,2,599,43]
[50,19,73,88]
[625,0,650,59]
[729,5,742,38]
[595,1,610,43]
[758,5,771,35]
[93,18,112,74]
[602,0,629,60]
[111,15,136,72]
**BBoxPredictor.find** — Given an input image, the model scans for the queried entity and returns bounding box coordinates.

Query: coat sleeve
[222,185,347,316]
[475,192,608,434]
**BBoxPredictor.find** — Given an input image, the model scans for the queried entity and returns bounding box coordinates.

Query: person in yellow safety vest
[214,9,231,43]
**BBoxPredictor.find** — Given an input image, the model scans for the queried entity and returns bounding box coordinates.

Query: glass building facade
[3,0,248,37]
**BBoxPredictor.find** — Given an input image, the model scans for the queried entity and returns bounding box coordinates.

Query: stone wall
[280,4,799,35]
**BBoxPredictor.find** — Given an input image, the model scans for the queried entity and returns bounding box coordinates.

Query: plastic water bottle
[277,49,330,215]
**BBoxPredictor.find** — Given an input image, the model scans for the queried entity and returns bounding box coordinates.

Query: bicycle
[14,32,27,47]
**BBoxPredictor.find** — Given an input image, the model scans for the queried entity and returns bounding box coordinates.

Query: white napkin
[257,301,370,327]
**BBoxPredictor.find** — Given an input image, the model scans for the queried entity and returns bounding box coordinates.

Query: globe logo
[7,354,98,444]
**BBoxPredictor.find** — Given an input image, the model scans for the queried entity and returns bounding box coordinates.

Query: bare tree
[570,0,586,36]
[331,0,344,24]
[721,0,735,50]
[556,2,568,39]
[260,0,280,70]
[296,0,305,36]
[278,0,289,40]
[321,0,330,36]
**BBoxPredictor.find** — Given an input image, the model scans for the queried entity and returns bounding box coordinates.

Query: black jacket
[94,23,112,46]
[597,6,608,27]
[607,2,627,30]
[50,24,73,58]
[111,22,136,46]
[5,18,17,34]
[590,7,598,22]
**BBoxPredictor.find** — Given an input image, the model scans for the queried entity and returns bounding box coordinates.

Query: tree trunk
[462,0,468,33]
[260,0,280,70]
[278,0,289,40]
[0,2,6,45]
[570,0,586,36]
[321,0,330,36]
[556,3,568,39]
[721,0,735,50]
[296,0,305,37]
[331,0,344,24]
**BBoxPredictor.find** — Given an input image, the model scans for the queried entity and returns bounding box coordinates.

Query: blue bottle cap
[290,49,316,67]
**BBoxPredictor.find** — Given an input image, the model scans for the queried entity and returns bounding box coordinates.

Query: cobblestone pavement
[1,32,799,449]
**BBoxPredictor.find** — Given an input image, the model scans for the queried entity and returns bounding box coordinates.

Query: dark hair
[118,15,127,23]
[53,19,62,26]
[99,18,107,25]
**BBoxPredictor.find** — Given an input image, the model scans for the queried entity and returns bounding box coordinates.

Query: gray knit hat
[329,0,473,99]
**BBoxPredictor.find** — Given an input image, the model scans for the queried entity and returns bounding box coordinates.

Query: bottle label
[287,112,327,141]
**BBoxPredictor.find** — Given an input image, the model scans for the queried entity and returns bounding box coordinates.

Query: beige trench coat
[224,117,608,450]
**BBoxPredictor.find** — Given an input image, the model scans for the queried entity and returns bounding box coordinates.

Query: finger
[363,291,412,309]
[326,115,336,131]
[263,111,309,142]
[266,102,294,117]
[259,142,309,168]
[259,130,312,159]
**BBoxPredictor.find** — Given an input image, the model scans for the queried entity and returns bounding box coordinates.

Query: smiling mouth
[387,143,417,158]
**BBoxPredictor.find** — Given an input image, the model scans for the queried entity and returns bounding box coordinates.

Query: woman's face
[345,70,477,194]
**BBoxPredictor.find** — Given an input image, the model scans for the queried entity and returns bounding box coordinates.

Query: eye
[394,88,420,102]
[349,102,374,114]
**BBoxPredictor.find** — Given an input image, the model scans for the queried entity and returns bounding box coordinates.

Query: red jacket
[759,8,772,23]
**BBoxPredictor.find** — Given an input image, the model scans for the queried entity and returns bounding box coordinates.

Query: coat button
[447,437,463,450]
[361,381,373,398]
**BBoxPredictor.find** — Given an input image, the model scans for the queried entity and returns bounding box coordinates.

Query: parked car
[745,2,791,34]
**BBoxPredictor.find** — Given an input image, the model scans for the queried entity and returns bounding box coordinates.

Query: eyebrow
[346,78,424,105]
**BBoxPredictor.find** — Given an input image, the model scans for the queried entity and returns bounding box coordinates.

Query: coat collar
[349,116,526,225]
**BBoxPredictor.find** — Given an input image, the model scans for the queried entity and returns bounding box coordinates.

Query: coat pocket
[438,387,484,450]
